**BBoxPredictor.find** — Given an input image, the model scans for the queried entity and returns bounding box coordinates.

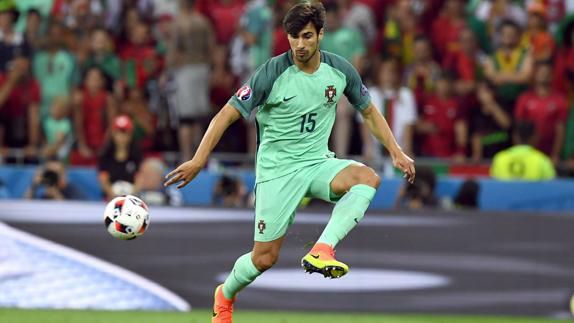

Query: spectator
[25,159,85,200]
[336,0,376,46]
[553,19,574,103]
[432,0,488,63]
[322,1,366,157]
[373,2,422,66]
[12,0,52,34]
[0,56,40,162]
[404,36,441,107]
[483,19,533,110]
[490,121,556,181]
[470,81,512,161]
[515,62,569,163]
[474,0,527,47]
[33,21,75,118]
[98,115,142,200]
[201,0,245,45]
[119,21,162,89]
[119,86,155,151]
[0,0,31,72]
[166,0,214,162]
[416,73,467,161]
[42,96,73,161]
[51,0,104,35]
[23,8,43,51]
[210,45,244,153]
[523,1,555,63]
[361,58,416,163]
[77,28,121,85]
[234,0,272,81]
[72,66,116,165]
[271,0,295,56]
[395,165,438,210]
[134,157,182,206]
[212,174,247,208]
[444,28,487,99]
[453,178,480,209]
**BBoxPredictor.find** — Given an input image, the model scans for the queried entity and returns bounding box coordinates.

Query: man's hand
[164,159,204,189]
[391,150,415,184]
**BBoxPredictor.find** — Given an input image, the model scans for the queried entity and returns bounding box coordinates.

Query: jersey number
[300,113,317,133]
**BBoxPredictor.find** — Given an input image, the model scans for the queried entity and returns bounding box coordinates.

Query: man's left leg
[302,163,380,278]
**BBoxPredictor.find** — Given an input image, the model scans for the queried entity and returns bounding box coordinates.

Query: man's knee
[355,166,381,189]
[252,251,279,272]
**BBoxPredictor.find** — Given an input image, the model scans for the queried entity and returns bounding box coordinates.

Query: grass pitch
[0,309,568,323]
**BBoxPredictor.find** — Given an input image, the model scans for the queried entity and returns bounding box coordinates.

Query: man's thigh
[254,172,310,242]
[307,158,362,203]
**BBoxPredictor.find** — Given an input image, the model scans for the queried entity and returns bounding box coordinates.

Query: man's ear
[318,28,324,42]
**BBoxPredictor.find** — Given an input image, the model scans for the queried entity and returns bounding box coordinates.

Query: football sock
[317,184,377,248]
[222,252,261,300]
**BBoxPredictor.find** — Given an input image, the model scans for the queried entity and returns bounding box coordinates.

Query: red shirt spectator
[119,22,162,89]
[515,90,569,156]
[272,27,290,56]
[0,65,40,149]
[203,0,245,44]
[72,67,116,165]
[516,62,569,160]
[0,73,40,119]
[419,95,464,158]
[432,0,467,61]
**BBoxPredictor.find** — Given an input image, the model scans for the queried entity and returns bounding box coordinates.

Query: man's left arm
[361,102,415,183]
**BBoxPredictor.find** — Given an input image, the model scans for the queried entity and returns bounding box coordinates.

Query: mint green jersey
[229,51,371,183]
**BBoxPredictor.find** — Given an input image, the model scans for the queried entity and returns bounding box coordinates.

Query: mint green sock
[317,184,377,248]
[222,252,261,299]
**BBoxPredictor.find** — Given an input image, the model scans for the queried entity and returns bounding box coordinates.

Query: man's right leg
[214,172,305,322]
[213,239,286,323]
[221,237,284,299]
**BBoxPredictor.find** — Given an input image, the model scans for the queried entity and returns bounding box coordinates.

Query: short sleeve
[339,60,370,111]
[228,64,270,119]
[228,54,290,119]
[322,52,370,111]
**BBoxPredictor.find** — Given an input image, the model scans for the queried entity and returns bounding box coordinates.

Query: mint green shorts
[253,158,361,242]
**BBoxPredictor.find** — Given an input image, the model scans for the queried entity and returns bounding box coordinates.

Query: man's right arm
[164,103,242,188]
[193,103,242,165]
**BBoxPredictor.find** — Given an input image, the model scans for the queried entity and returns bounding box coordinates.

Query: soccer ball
[104,195,150,240]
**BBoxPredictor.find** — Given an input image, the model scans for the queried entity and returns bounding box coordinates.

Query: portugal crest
[325,85,336,103]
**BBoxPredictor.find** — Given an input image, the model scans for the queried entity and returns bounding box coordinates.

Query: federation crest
[258,220,266,234]
[236,85,252,101]
[325,85,337,103]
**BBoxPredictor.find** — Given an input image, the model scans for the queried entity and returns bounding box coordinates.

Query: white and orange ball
[104,195,150,240]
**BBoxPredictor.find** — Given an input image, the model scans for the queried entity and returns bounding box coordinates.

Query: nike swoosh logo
[311,254,320,259]
[283,95,296,102]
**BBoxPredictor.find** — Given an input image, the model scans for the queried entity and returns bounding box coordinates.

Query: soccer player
[164,2,415,322]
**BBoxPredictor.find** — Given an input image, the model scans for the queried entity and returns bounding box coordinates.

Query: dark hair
[563,20,574,48]
[454,179,480,209]
[283,1,326,36]
[498,19,520,33]
[27,8,41,18]
[515,120,535,143]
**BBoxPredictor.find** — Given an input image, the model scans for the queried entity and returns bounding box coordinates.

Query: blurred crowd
[1,0,574,203]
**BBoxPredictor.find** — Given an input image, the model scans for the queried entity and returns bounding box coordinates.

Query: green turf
[0,309,570,323]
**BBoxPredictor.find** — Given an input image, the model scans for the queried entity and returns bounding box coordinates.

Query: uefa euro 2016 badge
[236,85,252,101]
[360,84,369,96]
[324,85,337,108]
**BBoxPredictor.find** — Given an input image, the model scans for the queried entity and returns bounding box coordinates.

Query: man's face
[534,64,551,85]
[500,25,518,48]
[287,22,323,64]
[0,11,14,31]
